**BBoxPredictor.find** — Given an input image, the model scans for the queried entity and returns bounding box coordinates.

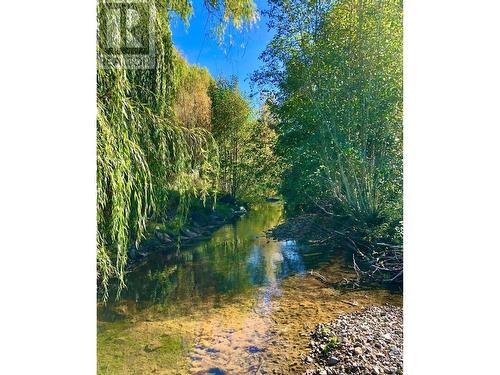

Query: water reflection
[101,203,340,318]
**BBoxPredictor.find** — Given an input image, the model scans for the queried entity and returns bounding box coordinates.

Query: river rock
[180,227,199,238]
[302,305,403,375]
[155,231,173,243]
[327,356,339,365]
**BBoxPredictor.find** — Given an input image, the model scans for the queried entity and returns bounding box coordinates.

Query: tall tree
[97,0,257,301]
[254,0,403,242]
[209,78,251,197]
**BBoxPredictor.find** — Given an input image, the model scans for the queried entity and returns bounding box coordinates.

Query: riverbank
[264,213,403,374]
[97,203,402,375]
[255,260,402,374]
[267,212,403,289]
[127,199,248,264]
[266,214,326,242]
[304,305,403,375]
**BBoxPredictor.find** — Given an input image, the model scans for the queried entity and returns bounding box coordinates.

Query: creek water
[97,202,400,375]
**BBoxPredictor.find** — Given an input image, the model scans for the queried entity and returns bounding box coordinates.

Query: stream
[97,202,402,375]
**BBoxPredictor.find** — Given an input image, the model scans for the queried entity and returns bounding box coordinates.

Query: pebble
[327,356,339,365]
[302,305,403,375]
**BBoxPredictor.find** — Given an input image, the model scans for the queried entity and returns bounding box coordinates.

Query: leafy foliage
[209,78,251,197]
[173,52,214,131]
[254,0,403,243]
[210,80,282,200]
[97,0,257,301]
[237,104,282,201]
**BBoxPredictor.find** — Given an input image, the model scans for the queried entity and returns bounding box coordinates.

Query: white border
[1,0,500,373]
[1,1,96,374]
[405,0,500,373]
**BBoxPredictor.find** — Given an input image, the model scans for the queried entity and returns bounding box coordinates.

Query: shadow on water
[205,368,226,375]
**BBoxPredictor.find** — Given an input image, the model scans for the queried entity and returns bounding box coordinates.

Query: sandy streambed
[98,261,401,375]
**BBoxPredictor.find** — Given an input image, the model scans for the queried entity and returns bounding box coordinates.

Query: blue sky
[170,0,273,105]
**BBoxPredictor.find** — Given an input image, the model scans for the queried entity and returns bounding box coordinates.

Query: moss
[97,321,190,375]
[156,334,186,354]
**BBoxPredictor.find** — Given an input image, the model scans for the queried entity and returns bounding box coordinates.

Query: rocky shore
[303,305,403,375]
[266,212,403,374]
[267,213,327,242]
[127,203,247,262]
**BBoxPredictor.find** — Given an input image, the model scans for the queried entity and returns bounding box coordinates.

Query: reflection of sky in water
[246,238,313,311]
[246,239,306,286]
[246,245,261,269]
[279,240,306,275]
[105,203,341,311]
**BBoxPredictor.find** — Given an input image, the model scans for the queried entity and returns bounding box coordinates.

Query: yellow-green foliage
[97,0,257,301]
[237,105,282,201]
[173,52,214,131]
[209,79,251,196]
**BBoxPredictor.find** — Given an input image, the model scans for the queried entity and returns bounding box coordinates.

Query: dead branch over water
[270,215,403,288]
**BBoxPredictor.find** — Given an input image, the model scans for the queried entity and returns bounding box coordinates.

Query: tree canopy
[253,0,403,242]
[97,0,259,300]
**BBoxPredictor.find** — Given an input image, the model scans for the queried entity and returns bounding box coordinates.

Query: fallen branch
[309,270,328,284]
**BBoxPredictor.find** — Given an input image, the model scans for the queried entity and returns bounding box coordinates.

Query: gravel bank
[304,305,403,375]
[267,213,326,241]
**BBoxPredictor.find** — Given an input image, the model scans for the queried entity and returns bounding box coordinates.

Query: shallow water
[97,202,402,375]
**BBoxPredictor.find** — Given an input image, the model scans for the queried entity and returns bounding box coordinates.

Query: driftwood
[255,356,264,374]
[312,221,403,287]
[347,240,403,285]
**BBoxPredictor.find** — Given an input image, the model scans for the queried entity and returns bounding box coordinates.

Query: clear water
[99,202,341,319]
[97,202,359,374]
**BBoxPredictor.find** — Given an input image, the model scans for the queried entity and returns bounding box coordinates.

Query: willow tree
[97,0,256,301]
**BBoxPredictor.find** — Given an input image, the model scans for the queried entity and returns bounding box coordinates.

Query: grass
[322,335,339,355]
